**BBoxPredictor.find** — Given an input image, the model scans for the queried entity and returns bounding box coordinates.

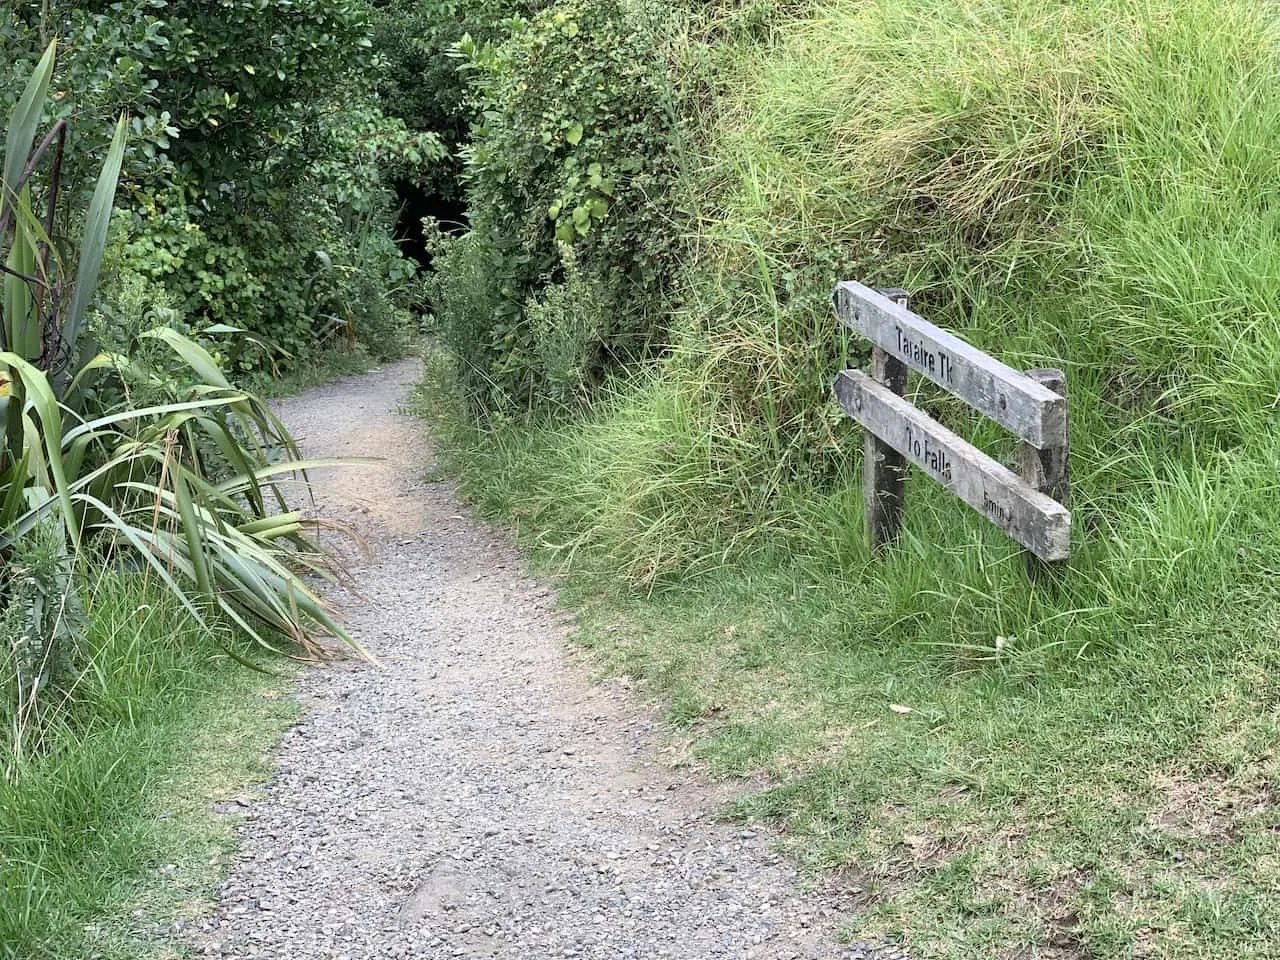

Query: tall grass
[0,570,295,959]
[437,0,1280,655]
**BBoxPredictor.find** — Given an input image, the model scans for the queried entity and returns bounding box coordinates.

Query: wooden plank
[832,280,1067,449]
[834,369,1071,561]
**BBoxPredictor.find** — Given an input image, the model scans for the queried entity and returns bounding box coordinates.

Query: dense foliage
[3,1,438,366]
[3,3,432,751]
[372,0,535,204]
[428,0,1280,612]
[428,0,686,409]
[11,0,1280,955]
[1,47,366,769]
[0,12,416,949]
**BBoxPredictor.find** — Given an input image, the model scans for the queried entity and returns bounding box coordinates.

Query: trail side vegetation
[0,577,296,958]
[6,0,1280,958]
[418,0,1280,957]
[1,4,434,956]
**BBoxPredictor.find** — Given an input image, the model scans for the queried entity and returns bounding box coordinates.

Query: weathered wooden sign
[833,280,1067,449]
[831,283,1071,568]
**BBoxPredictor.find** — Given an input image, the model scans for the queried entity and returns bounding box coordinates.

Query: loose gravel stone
[170,359,911,960]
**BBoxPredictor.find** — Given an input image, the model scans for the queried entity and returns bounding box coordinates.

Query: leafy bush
[372,0,537,202]
[497,0,1280,567]
[431,0,686,411]
[3,2,438,367]
[1,46,365,760]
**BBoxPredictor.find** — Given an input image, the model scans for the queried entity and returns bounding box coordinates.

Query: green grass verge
[0,573,297,960]
[418,362,1280,960]
[417,0,1280,954]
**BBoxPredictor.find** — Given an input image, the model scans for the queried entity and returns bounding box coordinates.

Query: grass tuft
[0,572,296,959]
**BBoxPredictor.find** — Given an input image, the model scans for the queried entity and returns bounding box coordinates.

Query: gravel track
[182,359,901,960]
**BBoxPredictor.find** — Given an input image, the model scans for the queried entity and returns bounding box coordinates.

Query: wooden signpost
[831,281,1071,570]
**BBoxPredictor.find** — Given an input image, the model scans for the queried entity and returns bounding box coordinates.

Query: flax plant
[0,42,367,693]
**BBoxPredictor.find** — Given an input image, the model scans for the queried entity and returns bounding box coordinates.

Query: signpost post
[832,282,1071,570]
[862,287,909,552]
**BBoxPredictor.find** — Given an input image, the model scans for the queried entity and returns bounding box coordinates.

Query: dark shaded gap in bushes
[394,179,467,269]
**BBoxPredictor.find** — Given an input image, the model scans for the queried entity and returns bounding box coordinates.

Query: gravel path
[185,358,900,960]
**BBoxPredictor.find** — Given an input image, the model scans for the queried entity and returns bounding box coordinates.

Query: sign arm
[832,281,1067,449]
[834,369,1071,562]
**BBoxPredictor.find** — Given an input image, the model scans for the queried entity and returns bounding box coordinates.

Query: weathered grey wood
[832,280,1067,449]
[1018,368,1070,576]
[863,286,911,551]
[834,369,1071,561]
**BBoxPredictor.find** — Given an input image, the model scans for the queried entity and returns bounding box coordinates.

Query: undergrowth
[0,573,295,959]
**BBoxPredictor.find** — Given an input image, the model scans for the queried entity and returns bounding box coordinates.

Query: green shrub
[432,0,686,411]
[2,48,365,758]
[0,521,83,762]
[373,0,538,201]
[3,2,437,368]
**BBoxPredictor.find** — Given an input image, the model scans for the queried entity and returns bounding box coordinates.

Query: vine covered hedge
[428,0,686,410]
[3,1,440,367]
